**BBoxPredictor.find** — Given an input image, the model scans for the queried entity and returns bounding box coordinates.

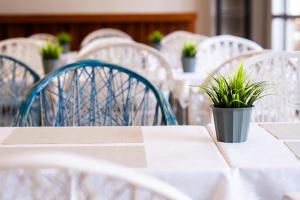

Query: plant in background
[40,42,62,60]
[148,31,164,44]
[182,41,197,57]
[200,63,267,108]
[181,41,198,72]
[57,32,72,45]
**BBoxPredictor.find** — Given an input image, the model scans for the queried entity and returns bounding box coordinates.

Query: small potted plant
[41,42,62,73]
[57,32,72,53]
[149,31,164,50]
[200,64,267,143]
[182,41,197,72]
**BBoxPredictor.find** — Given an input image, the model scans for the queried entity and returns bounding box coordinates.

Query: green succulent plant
[57,32,72,45]
[199,63,267,108]
[182,41,197,57]
[149,31,164,43]
[40,42,62,60]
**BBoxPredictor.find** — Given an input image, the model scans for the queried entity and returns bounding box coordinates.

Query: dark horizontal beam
[272,15,300,19]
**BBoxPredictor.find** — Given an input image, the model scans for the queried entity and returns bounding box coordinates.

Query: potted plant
[57,32,72,53]
[182,41,197,72]
[149,31,164,50]
[41,42,62,73]
[200,64,267,143]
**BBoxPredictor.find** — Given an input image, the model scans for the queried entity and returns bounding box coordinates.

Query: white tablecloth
[0,124,299,200]
[207,123,300,200]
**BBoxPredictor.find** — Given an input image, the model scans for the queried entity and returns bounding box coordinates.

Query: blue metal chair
[14,60,177,126]
[0,55,40,126]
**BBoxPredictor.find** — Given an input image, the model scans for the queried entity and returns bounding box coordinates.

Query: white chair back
[243,51,300,122]
[0,152,192,200]
[77,41,173,91]
[29,33,58,44]
[196,35,263,75]
[188,50,267,125]
[161,31,207,70]
[81,28,133,48]
[0,38,45,76]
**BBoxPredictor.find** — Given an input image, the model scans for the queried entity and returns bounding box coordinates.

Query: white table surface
[0,126,231,200]
[207,123,300,200]
[0,124,299,200]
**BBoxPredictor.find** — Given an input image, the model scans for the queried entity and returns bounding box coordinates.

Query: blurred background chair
[80,28,133,48]
[244,51,300,122]
[161,30,207,70]
[0,55,40,126]
[14,60,176,126]
[196,35,263,78]
[29,33,58,44]
[188,50,267,125]
[0,38,46,76]
[0,152,192,200]
[189,51,300,125]
[77,40,173,95]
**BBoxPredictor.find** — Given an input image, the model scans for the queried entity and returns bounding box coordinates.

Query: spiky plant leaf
[198,63,267,108]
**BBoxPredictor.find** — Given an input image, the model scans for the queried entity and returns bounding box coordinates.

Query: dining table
[0,123,299,200]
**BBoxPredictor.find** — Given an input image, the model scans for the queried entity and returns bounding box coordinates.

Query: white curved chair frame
[188,50,267,125]
[0,152,192,200]
[0,38,45,76]
[77,41,173,89]
[243,51,300,122]
[189,51,300,124]
[81,28,133,48]
[196,35,263,75]
[29,33,58,44]
[79,37,134,54]
[161,31,207,70]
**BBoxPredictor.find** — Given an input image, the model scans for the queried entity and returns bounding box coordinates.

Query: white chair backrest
[0,152,192,200]
[81,28,133,48]
[29,33,58,44]
[161,31,207,70]
[0,38,45,76]
[77,41,173,90]
[188,50,268,125]
[79,37,134,54]
[243,51,300,122]
[196,35,263,75]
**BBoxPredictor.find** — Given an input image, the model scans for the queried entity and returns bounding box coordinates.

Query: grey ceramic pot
[43,59,59,74]
[212,106,253,143]
[181,56,196,72]
[152,42,161,50]
[61,43,71,53]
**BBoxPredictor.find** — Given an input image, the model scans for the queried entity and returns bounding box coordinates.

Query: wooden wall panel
[0,13,196,50]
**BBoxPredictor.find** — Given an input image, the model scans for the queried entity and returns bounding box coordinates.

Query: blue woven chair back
[0,55,40,126]
[14,60,177,126]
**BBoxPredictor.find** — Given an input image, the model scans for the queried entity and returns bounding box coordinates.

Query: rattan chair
[14,60,177,126]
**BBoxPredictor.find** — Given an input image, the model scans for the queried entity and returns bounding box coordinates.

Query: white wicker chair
[196,35,263,75]
[243,51,300,122]
[79,37,134,54]
[189,51,300,124]
[81,28,133,48]
[188,50,267,125]
[29,33,58,44]
[0,38,45,76]
[77,40,173,92]
[161,31,207,70]
[0,152,191,200]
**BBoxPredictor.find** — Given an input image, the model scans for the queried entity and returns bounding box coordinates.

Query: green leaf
[193,62,268,108]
